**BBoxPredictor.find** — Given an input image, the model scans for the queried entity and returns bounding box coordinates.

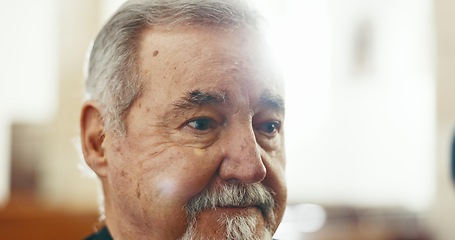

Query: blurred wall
[0,0,60,206]
[284,0,435,210]
[38,0,103,211]
[429,0,455,239]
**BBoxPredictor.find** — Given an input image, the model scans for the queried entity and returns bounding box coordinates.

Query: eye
[187,118,215,131]
[256,121,281,136]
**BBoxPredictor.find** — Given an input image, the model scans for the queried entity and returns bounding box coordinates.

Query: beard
[180,182,276,240]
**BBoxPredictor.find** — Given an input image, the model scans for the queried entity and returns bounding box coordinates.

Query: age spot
[136,182,142,198]
[194,148,205,156]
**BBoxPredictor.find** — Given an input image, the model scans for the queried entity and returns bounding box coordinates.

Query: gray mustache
[185,182,276,221]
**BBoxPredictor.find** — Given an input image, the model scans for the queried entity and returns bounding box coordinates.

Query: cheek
[140,147,222,206]
[262,151,287,226]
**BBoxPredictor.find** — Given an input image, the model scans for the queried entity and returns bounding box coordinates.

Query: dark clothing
[85,226,112,240]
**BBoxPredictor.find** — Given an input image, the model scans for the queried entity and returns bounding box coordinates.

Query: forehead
[136,27,283,105]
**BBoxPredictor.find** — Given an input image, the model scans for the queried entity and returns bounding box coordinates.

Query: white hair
[181,182,275,240]
[84,0,261,135]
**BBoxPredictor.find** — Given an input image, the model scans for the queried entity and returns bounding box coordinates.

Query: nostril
[254,162,267,181]
[218,155,266,184]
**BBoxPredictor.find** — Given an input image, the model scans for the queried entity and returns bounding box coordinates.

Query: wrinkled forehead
[137,26,284,94]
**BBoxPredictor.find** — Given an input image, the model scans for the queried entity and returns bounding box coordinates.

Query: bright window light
[256,0,435,212]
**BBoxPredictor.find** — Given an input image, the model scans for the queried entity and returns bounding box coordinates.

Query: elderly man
[80,0,286,239]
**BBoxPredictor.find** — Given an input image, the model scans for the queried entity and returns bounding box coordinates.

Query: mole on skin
[153,50,159,57]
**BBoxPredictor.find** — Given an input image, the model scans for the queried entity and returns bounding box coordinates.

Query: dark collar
[85,226,112,240]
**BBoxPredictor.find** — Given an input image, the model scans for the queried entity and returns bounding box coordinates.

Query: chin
[180,213,273,240]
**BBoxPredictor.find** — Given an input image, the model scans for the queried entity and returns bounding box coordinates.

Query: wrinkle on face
[102,27,286,239]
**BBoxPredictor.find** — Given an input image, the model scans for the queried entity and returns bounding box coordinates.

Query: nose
[218,125,267,184]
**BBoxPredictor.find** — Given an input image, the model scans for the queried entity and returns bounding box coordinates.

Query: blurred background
[0,0,453,239]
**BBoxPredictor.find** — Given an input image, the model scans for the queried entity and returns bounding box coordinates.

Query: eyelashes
[186,118,218,132]
[184,117,281,138]
[254,121,281,138]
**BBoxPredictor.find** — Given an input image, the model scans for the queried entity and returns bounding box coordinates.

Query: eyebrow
[162,89,284,124]
[172,90,228,110]
[260,92,285,114]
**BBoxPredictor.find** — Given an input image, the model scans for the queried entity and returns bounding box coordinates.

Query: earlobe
[80,101,108,177]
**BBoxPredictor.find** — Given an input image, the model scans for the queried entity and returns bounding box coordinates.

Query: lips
[217,204,255,209]
[205,205,265,220]
[216,205,257,211]
[223,203,267,211]
[213,203,267,216]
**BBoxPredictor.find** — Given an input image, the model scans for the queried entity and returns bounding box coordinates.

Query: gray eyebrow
[173,90,228,110]
[159,90,228,125]
[173,90,285,113]
[260,92,285,114]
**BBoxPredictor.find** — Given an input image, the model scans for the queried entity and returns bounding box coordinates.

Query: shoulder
[84,226,112,240]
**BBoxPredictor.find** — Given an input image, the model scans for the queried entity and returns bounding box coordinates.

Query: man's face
[102,27,286,239]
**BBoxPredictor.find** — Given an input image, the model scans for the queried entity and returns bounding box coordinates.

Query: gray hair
[85,0,261,135]
[182,181,275,239]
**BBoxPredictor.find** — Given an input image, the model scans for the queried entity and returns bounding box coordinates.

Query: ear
[80,101,108,178]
